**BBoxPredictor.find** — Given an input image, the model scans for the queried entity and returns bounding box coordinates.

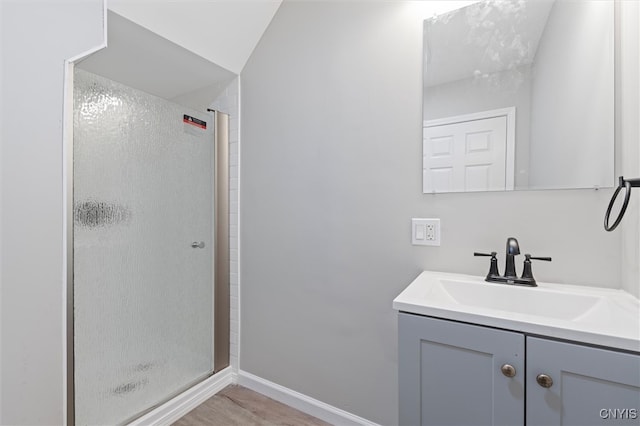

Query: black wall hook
[604,176,640,232]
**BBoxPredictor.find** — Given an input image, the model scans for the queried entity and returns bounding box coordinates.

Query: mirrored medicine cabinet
[422,0,615,194]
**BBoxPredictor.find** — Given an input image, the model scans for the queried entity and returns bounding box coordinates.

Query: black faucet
[504,237,520,278]
[475,237,551,287]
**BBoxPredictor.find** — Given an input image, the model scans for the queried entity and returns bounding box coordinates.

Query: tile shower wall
[209,77,240,370]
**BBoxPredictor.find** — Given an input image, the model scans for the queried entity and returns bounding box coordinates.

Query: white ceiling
[78,11,237,105]
[108,0,282,75]
[77,1,281,110]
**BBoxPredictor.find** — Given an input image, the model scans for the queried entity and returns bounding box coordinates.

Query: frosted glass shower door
[73,69,214,425]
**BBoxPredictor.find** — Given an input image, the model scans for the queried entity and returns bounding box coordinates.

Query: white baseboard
[126,368,379,426]
[129,368,233,426]
[237,370,380,426]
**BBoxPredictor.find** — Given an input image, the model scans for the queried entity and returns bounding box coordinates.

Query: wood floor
[172,385,332,426]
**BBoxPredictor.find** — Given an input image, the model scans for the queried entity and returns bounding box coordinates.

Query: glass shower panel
[73,69,213,425]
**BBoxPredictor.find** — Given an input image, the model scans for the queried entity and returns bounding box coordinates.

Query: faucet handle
[474,252,500,280]
[474,251,497,257]
[527,255,552,262]
[521,254,552,284]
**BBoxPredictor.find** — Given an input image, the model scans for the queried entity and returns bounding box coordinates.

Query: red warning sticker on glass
[183,114,207,129]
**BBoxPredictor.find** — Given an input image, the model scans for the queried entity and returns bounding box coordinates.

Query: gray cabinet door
[399,313,524,426]
[527,337,640,426]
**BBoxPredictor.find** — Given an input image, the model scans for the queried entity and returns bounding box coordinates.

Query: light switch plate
[412,218,440,246]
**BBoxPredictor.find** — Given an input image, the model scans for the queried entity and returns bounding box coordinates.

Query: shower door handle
[191,241,205,249]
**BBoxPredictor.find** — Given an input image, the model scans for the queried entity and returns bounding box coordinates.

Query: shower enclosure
[72,68,227,425]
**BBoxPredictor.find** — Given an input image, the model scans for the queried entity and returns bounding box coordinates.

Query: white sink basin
[427,278,599,320]
[393,271,640,352]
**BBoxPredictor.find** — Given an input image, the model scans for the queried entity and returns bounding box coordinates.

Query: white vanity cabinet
[399,312,640,426]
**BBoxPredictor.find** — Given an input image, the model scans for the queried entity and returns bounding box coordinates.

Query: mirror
[422,0,615,193]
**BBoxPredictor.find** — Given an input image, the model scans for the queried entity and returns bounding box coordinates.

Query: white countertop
[393,271,640,353]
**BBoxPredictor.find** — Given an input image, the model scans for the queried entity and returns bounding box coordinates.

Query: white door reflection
[423,108,515,193]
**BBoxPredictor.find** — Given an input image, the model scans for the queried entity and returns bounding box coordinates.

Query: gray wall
[240,2,630,424]
[0,1,104,424]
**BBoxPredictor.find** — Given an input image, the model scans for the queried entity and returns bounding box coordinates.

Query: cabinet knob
[501,364,516,378]
[536,374,553,388]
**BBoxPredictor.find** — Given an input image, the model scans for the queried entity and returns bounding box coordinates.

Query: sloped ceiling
[78,11,237,105]
[77,1,281,110]
[108,0,282,75]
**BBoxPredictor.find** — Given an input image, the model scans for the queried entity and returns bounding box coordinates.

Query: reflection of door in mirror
[423,108,515,193]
